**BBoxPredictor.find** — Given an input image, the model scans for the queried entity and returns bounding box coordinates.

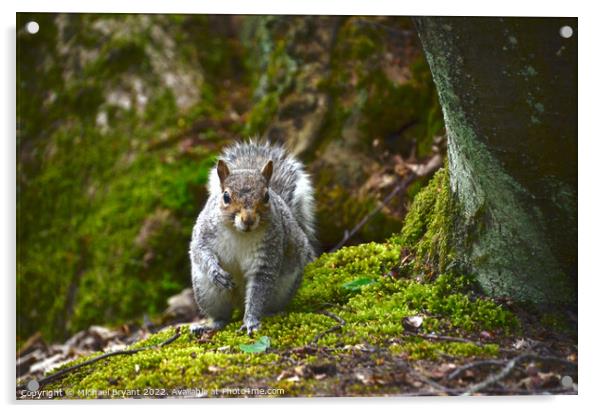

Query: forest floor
[17,242,578,399]
[15,306,579,398]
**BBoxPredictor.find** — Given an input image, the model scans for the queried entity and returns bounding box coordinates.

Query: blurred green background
[17,14,443,343]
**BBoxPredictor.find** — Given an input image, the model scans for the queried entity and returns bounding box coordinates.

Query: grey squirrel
[189,141,316,335]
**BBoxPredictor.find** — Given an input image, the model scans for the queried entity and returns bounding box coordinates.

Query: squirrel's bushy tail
[208,140,316,242]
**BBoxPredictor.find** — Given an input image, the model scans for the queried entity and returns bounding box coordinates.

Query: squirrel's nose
[240,210,256,227]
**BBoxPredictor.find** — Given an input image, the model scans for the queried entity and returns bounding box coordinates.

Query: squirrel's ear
[217,160,230,187]
[261,160,273,184]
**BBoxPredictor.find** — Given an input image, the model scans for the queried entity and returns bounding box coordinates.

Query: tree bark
[414,17,577,305]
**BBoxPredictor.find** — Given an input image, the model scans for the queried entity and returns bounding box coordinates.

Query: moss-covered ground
[32,243,515,398]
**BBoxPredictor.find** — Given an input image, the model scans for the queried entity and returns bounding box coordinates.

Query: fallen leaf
[355,371,373,385]
[526,362,538,377]
[513,338,528,350]
[342,278,376,291]
[276,370,292,381]
[479,331,493,340]
[538,372,560,388]
[239,336,270,353]
[294,365,307,376]
[402,315,424,331]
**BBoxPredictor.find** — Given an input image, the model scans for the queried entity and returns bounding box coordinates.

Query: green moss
[394,166,454,273]
[290,242,400,311]
[399,339,499,361]
[242,18,299,137]
[37,240,518,397]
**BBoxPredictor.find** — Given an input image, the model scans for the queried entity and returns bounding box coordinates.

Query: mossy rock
[17,13,246,343]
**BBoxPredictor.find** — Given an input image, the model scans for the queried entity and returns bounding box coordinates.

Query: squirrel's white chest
[215,227,266,279]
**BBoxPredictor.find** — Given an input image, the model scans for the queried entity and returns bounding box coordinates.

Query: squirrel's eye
[263,191,270,203]
[223,192,231,204]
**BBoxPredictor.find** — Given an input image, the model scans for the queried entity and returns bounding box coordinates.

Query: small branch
[330,153,443,253]
[449,353,577,395]
[448,360,507,380]
[311,311,346,344]
[456,353,576,396]
[403,331,485,347]
[330,172,416,252]
[460,353,531,395]
[406,367,458,395]
[17,327,182,392]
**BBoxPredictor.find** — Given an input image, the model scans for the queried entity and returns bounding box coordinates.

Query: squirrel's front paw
[189,320,227,335]
[239,318,261,336]
[210,268,235,290]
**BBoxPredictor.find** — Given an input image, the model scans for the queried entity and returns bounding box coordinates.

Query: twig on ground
[460,353,532,395]
[406,367,458,395]
[403,330,516,353]
[404,331,484,346]
[525,354,578,369]
[17,327,182,392]
[312,311,346,344]
[455,352,577,395]
[447,360,507,380]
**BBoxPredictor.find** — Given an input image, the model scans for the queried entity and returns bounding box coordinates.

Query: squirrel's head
[216,159,273,233]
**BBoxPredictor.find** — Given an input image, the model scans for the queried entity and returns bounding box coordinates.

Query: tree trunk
[414,17,577,305]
